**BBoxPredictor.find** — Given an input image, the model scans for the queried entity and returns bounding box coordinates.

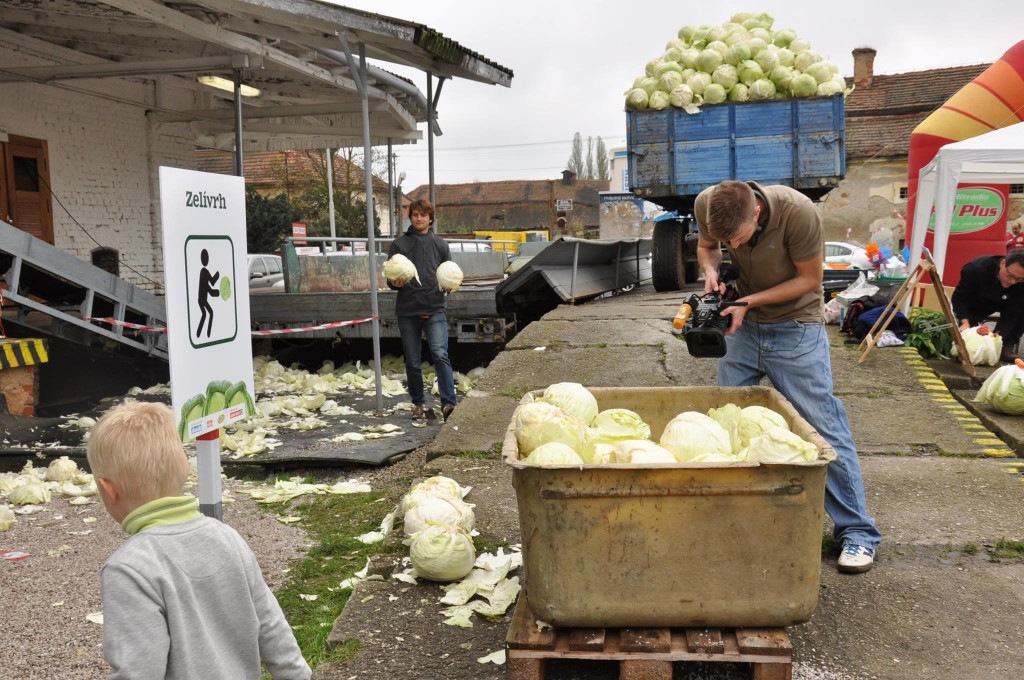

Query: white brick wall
[0,43,195,294]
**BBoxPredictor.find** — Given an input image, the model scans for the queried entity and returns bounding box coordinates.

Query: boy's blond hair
[87,402,190,503]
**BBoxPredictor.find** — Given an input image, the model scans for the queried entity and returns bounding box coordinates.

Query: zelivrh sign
[159,167,255,442]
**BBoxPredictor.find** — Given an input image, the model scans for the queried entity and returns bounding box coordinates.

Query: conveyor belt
[1,219,168,359]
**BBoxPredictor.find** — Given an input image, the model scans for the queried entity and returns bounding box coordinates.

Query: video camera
[672,264,747,358]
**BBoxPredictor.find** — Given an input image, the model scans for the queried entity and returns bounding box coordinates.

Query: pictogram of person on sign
[196,249,220,338]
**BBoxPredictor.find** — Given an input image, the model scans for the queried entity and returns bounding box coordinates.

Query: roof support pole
[233,68,244,176]
[319,44,441,136]
[358,42,384,411]
[427,73,436,206]
[387,139,395,238]
[327,148,336,242]
[337,32,383,408]
[432,77,444,108]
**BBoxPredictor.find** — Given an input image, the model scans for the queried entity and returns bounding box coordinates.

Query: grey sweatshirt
[100,515,310,680]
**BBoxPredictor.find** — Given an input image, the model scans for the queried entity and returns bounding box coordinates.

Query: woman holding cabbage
[386,199,458,422]
[695,180,882,574]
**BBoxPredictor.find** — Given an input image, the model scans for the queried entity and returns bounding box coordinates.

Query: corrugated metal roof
[0,0,513,151]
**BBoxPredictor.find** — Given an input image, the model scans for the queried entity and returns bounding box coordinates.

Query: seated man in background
[951,248,1024,363]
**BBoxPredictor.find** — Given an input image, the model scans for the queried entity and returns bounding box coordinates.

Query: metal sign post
[195,430,222,520]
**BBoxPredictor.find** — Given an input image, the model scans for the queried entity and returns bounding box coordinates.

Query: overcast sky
[335,1,1024,193]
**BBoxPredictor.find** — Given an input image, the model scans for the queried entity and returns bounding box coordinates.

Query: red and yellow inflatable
[906,41,1024,285]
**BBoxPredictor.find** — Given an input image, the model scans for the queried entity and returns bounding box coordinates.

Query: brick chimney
[852,47,876,87]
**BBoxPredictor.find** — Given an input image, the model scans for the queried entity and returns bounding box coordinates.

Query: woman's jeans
[397,312,457,408]
[718,320,882,550]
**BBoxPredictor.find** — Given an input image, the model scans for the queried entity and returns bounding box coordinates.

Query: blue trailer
[626,94,846,290]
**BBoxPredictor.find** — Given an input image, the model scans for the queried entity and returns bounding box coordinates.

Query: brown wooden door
[1,135,54,244]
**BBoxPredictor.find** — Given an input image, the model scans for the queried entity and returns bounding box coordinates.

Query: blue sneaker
[838,544,874,574]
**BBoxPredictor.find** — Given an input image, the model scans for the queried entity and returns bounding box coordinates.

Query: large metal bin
[502,385,835,628]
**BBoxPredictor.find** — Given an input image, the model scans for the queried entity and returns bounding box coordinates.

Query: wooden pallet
[506,593,793,680]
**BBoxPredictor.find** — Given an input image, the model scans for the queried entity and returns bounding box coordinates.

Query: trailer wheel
[652,222,686,292]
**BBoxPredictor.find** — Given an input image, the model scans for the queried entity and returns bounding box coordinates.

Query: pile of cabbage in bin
[513,382,818,465]
[624,11,851,112]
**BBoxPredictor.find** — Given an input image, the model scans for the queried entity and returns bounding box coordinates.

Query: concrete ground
[317,286,1024,680]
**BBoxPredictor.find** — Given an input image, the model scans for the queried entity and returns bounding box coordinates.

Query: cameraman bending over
[696,180,881,574]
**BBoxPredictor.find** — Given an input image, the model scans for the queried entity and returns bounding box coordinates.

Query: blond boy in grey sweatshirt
[88,402,310,680]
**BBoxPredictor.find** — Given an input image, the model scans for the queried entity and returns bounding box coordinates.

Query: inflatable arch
[906,41,1024,285]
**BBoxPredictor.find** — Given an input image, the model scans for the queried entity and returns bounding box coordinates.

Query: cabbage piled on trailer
[624,11,851,112]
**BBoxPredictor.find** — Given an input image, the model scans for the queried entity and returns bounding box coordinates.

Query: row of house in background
[194,149,404,238]
[408,170,607,238]
[194,150,607,241]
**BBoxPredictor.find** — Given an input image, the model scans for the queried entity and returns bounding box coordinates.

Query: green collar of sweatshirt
[122,495,201,536]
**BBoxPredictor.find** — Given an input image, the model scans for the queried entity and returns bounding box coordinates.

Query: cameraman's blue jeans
[718,320,882,551]
[398,312,457,408]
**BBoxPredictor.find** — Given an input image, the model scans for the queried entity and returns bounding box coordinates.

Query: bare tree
[596,137,609,181]
[566,132,585,177]
[335,147,389,203]
[567,133,610,180]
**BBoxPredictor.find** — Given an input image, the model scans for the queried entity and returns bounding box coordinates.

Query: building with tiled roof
[843,53,988,161]
[818,48,1023,244]
[194,149,405,235]
[406,171,609,235]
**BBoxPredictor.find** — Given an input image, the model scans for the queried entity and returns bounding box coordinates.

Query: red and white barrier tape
[84,315,377,336]
[251,316,377,336]
[85,316,167,332]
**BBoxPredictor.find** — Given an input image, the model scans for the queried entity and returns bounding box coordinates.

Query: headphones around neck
[749,221,765,248]
[749,192,767,247]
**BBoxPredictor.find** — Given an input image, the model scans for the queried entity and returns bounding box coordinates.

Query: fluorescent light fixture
[198,75,260,97]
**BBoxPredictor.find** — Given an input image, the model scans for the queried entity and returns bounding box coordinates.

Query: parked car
[448,241,494,253]
[247,254,283,290]
[824,241,872,269]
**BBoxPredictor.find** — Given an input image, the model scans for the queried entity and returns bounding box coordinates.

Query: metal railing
[284,236,520,255]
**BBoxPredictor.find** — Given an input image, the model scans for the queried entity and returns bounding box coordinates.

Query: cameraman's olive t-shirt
[695,182,824,324]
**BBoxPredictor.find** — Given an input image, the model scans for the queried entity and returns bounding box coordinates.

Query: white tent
[908,121,1024,278]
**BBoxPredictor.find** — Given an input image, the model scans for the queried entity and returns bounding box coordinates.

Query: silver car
[247,254,283,290]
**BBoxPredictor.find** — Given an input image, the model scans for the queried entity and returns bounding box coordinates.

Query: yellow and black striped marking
[0,338,49,370]
[900,348,1015,458]
[996,460,1024,479]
